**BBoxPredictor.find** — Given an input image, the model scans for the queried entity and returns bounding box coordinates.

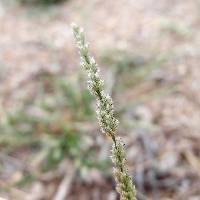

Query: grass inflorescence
[72,23,137,200]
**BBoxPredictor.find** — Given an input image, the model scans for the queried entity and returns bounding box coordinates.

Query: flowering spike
[72,23,137,200]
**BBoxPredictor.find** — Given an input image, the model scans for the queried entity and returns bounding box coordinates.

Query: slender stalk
[72,23,137,200]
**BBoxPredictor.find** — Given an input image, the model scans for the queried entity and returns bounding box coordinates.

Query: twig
[53,164,75,200]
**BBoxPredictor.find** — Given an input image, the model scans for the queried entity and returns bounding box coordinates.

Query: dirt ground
[0,0,200,199]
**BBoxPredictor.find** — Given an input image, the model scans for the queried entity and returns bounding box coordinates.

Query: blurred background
[0,0,200,199]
